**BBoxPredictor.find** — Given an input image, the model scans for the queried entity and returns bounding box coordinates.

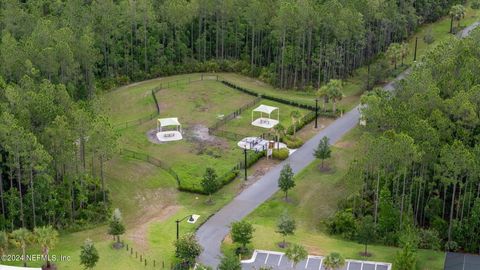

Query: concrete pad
[252,118,279,129]
[156,131,182,142]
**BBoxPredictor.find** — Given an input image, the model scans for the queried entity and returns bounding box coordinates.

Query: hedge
[272,148,289,160]
[244,150,266,168]
[282,135,304,149]
[179,169,241,195]
[221,80,316,111]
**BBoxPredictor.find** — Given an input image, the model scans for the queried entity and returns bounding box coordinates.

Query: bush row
[179,169,241,194]
[272,148,289,160]
[221,81,316,111]
[282,135,304,149]
[178,150,266,194]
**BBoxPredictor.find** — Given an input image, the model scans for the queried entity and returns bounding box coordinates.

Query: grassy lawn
[404,5,480,67]
[221,99,310,137]
[222,128,445,270]
[108,77,315,190]
[104,74,206,125]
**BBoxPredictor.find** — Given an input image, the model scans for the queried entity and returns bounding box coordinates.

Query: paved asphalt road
[196,23,480,267]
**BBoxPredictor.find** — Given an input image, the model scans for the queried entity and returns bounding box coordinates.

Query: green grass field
[222,128,445,270]
[221,99,310,137]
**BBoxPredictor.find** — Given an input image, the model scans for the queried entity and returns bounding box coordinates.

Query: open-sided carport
[241,250,392,270]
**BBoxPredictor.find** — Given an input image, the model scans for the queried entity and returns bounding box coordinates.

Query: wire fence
[208,96,262,134]
[113,74,219,131]
[119,148,181,187]
[113,75,329,195]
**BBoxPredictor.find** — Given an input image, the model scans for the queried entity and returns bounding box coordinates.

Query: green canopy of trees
[0,0,462,91]
[329,30,480,252]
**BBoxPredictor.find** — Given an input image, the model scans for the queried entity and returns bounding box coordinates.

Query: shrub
[326,209,356,240]
[423,29,435,44]
[472,0,480,9]
[246,151,266,168]
[282,135,304,149]
[218,170,240,186]
[272,148,289,160]
[370,58,390,85]
[445,241,459,252]
[418,229,441,250]
[178,170,239,194]
[218,254,241,270]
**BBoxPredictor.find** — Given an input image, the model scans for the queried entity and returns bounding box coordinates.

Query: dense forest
[327,29,480,256]
[0,0,466,95]
[0,0,468,232]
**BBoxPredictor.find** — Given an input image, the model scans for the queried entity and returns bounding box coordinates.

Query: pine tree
[108,208,125,248]
[80,239,99,270]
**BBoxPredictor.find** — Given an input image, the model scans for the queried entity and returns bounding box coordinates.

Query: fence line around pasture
[113,74,325,195]
[218,78,344,118]
[208,96,262,134]
[114,74,219,131]
[118,148,181,187]
[123,242,171,269]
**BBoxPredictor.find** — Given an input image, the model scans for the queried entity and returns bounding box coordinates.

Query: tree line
[326,28,480,263]
[0,0,466,95]
[0,78,117,231]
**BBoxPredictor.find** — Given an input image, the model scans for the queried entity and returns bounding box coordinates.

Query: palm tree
[35,226,59,269]
[386,43,401,69]
[285,244,308,268]
[450,5,466,31]
[400,42,409,66]
[290,110,302,136]
[323,252,346,270]
[10,228,33,267]
[272,124,285,150]
[316,86,330,112]
[327,80,344,114]
[0,231,8,256]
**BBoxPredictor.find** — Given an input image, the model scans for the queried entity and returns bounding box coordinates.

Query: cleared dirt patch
[126,204,180,251]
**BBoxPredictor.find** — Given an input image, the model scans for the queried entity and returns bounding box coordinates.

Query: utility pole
[315,99,318,129]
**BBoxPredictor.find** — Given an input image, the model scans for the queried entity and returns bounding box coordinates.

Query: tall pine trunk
[447,182,457,243]
[29,168,36,228]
